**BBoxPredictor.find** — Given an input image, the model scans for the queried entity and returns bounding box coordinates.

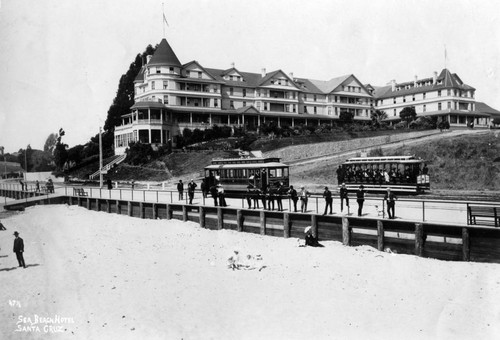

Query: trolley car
[204,156,289,196]
[339,155,430,194]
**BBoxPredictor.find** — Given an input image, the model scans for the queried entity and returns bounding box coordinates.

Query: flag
[163,13,169,27]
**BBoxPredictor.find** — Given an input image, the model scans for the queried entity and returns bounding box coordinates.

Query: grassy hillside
[388,131,500,191]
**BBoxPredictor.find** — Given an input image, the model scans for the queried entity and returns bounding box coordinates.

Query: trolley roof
[205,162,288,170]
[343,155,424,164]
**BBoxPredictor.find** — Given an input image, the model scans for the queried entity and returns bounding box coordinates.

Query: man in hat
[339,183,349,214]
[13,231,26,268]
[288,185,298,212]
[299,186,310,213]
[356,185,366,216]
[323,186,333,215]
[177,180,184,201]
[187,179,197,205]
[217,184,227,207]
[384,188,397,219]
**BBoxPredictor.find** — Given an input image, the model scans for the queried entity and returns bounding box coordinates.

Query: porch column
[227,115,230,125]
[148,129,151,144]
[258,115,261,126]
[148,109,151,124]
[292,118,295,127]
[278,116,281,128]
[242,114,245,126]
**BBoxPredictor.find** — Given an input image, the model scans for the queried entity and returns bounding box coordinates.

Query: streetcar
[204,153,289,196]
[338,155,430,194]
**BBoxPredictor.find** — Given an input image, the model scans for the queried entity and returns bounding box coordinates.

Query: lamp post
[99,127,103,188]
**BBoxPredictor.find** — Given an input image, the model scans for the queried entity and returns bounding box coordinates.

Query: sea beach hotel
[114,38,493,155]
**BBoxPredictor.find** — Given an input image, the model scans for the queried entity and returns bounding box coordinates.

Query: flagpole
[162,2,165,38]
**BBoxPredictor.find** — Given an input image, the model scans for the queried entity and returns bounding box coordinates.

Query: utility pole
[0,146,5,179]
[24,146,28,180]
[99,127,103,188]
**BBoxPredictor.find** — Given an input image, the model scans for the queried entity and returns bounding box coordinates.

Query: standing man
[276,183,285,212]
[252,188,260,209]
[35,180,40,193]
[356,185,365,216]
[210,184,218,206]
[177,180,184,201]
[245,185,253,209]
[188,179,197,204]
[288,185,298,212]
[13,231,26,268]
[384,188,397,219]
[107,178,113,190]
[299,186,310,213]
[200,179,208,198]
[336,165,344,185]
[339,183,349,214]
[323,186,333,215]
[217,184,227,207]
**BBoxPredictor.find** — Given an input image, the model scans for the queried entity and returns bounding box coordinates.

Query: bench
[468,205,499,227]
[73,188,88,197]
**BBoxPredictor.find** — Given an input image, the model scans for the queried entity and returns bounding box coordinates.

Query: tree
[44,133,58,153]
[399,106,417,127]
[492,118,500,126]
[53,128,68,169]
[370,109,387,128]
[339,110,354,125]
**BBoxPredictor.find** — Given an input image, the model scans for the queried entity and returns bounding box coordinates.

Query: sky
[0,0,499,153]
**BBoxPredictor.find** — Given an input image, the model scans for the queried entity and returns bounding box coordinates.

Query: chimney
[289,72,294,79]
[231,62,235,69]
[414,75,418,87]
[391,79,396,91]
[146,55,153,64]
[261,68,266,77]
[433,71,438,84]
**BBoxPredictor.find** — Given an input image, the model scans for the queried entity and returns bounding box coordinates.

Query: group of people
[336,164,426,185]
[18,179,53,193]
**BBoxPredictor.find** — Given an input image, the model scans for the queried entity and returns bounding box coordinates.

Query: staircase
[89,154,126,179]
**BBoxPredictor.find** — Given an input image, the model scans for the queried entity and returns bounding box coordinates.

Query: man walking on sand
[13,231,26,268]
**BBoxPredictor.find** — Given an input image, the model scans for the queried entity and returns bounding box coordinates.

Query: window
[156,67,161,74]
[243,89,246,97]
[335,107,338,115]
[264,102,267,111]
[403,96,406,103]
[230,88,234,96]
[293,104,296,113]
[256,102,261,110]
[151,81,155,90]
[328,107,332,115]
[438,90,441,97]
[164,95,169,104]
[335,96,338,103]
[438,103,442,110]
[214,99,218,108]
[447,89,451,96]
[314,106,317,114]
[393,98,396,104]
[163,81,168,89]
[304,106,308,113]
[447,102,451,109]
[423,92,426,100]
[243,101,246,107]
[423,105,426,112]
[198,71,202,79]
[237,76,241,81]
[230,100,234,109]
[393,109,396,116]
[313,95,317,102]
[230,76,234,81]
[169,67,174,74]
[412,95,415,101]
[285,104,289,112]
[292,92,296,99]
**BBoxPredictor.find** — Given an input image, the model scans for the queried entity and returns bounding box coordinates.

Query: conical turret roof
[148,38,182,67]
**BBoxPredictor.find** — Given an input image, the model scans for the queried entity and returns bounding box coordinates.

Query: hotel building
[114,38,491,154]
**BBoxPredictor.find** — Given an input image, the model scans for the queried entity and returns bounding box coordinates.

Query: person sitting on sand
[304,226,324,247]
[228,249,241,270]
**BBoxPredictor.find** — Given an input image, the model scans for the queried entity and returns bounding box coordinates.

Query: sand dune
[1,205,499,339]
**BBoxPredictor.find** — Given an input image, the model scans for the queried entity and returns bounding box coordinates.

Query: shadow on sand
[0,263,40,271]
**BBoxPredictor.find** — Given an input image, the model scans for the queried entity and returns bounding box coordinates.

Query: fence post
[182,205,188,222]
[260,210,266,235]
[217,207,223,230]
[377,220,384,251]
[283,213,290,238]
[86,197,91,210]
[166,203,172,220]
[311,214,318,239]
[96,199,101,212]
[422,201,425,222]
[236,209,243,232]
[415,223,424,257]
[128,201,132,217]
[199,206,205,228]
[315,197,318,214]
[342,217,350,246]
[116,200,121,214]
[462,227,470,262]
[106,200,111,213]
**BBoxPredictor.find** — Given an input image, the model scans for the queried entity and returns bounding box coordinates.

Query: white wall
[24,172,64,183]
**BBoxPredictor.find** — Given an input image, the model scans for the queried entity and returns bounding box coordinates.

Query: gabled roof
[182,60,217,81]
[234,105,260,114]
[204,67,263,88]
[258,69,299,89]
[306,75,352,93]
[373,69,475,99]
[148,38,182,67]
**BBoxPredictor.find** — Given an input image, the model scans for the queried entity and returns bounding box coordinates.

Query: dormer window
[156,67,161,74]
[169,67,174,74]
[198,71,202,79]
[230,75,234,81]
[237,76,241,81]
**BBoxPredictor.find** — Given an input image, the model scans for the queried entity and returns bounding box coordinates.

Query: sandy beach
[1,205,499,339]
